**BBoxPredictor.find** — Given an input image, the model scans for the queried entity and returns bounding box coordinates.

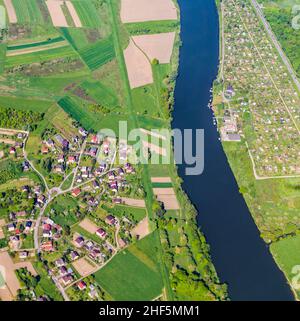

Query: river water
[172,0,293,300]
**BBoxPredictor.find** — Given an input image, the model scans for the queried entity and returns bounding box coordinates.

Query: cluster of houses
[7,218,34,251]
[222,0,300,176]
[0,131,26,159]
[40,218,63,251]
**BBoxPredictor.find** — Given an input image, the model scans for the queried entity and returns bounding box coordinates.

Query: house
[61,274,73,286]
[67,155,76,165]
[41,241,54,252]
[89,248,102,260]
[16,211,26,218]
[43,230,52,238]
[22,161,30,172]
[74,236,84,247]
[37,195,46,205]
[113,197,122,204]
[71,188,81,198]
[85,241,94,251]
[57,155,64,163]
[22,186,30,193]
[34,186,42,195]
[9,147,16,154]
[19,251,28,259]
[93,181,100,189]
[7,223,16,232]
[54,165,64,174]
[46,139,54,148]
[90,135,99,144]
[79,128,88,137]
[55,258,65,268]
[70,251,79,261]
[43,223,52,232]
[89,285,99,299]
[59,266,68,277]
[15,142,23,149]
[25,221,32,231]
[41,145,49,154]
[77,281,87,291]
[96,228,107,239]
[89,147,98,157]
[105,215,116,226]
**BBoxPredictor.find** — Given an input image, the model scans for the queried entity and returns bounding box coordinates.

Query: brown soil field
[131,217,149,240]
[79,218,99,234]
[3,0,17,23]
[0,251,20,298]
[0,138,15,145]
[143,141,167,156]
[133,32,176,64]
[65,1,82,27]
[140,128,167,141]
[46,0,69,27]
[121,197,146,208]
[151,177,172,183]
[153,188,180,210]
[120,0,177,23]
[72,257,96,277]
[124,39,153,89]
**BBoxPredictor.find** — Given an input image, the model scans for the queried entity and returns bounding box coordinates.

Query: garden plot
[133,32,175,64]
[79,218,98,234]
[3,0,17,23]
[153,187,179,210]
[124,39,153,88]
[120,0,177,23]
[72,257,97,277]
[121,197,146,208]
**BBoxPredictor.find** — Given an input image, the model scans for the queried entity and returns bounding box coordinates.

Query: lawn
[93,231,163,300]
[270,234,300,299]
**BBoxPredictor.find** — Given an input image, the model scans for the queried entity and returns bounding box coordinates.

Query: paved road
[250,0,300,92]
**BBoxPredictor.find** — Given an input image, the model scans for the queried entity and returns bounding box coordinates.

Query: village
[0,121,152,301]
[217,0,300,177]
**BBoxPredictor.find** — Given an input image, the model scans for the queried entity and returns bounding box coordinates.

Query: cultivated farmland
[78,37,116,71]
[93,232,163,300]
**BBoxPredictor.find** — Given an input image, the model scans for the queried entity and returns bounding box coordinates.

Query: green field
[94,231,163,300]
[12,0,45,25]
[6,45,78,68]
[0,96,53,113]
[78,37,115,71]
[271,235,300,299]
[72,0,102,28]
[7,37,65,51]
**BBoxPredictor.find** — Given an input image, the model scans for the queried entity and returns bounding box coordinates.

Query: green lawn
[270,234,300,299]
[94,231,163,300]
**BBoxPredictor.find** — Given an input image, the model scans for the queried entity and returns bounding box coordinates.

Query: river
[172,0,294,300]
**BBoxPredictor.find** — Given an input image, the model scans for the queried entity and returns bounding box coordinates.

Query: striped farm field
[5,45,78,67]
[7,36,65,51]
[78,37,115,71]
[57,96,102,130]
[71,0,101,28]
[12,0,44,24]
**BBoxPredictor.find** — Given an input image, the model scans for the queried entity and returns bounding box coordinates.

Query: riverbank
[213,0,297,300]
